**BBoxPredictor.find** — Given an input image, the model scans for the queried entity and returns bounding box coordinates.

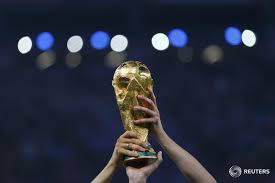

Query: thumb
[154,151,163,167]
[143,151,163,176]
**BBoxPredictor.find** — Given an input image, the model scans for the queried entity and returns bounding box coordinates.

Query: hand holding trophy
[93,61,216,183]
[112,61,157,166]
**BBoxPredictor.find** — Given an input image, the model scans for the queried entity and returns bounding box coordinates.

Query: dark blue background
[0,0,275,182]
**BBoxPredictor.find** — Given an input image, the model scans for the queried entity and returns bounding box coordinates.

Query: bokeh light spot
[110,35,128,52]
[18,36,32,54]
[242,30,256,47]
[66,52,82,68]
[67,35,83,53]
[90,31,110,50]
[36,50,56,70]
[224,27,242,46]
[168,29,188,47]
[36,32,54,51]
[202,45,223,64]
[105,51,127,68]
[151,33,169,51]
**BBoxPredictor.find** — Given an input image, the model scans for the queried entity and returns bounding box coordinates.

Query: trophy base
[123,144,157,167]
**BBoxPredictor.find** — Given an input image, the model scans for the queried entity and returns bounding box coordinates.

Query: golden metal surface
[112,61,154,142]
[112,61,157,164]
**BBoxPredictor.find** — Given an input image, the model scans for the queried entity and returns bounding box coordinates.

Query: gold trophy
[112,61,157,166]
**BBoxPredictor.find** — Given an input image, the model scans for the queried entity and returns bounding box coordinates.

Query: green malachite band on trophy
[123,144,157,162]
[124,152,157,161]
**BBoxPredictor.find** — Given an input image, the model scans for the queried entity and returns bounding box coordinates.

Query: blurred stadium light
[242,29,256,47]
[168,28,188,48]
[36,50,56,70]
[67,35,83,53]
[17,36,32,54]
[202,45,223,64]
[224,27,241,46]
[66,52,82,68]
[110,35,128,52]
[90,31,110,50]
[104,51,126,68]
[151,33,169,51]
[36,32,54,51]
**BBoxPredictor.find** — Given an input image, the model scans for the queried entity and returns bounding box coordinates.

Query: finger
[137,95,157,111]
[155,151,163,165]
[149,88,157,105]
[120,138,147,148]
[121,131,139,139]
[150,151,163,169]
[134,118,158,125]
[142,151,163,176]
[120,142,146,152]
[129,144,146,152]
[133,106,157,117]
[118,148,138,157]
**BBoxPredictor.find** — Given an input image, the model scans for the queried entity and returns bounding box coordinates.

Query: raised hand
[126,151,163,183]
[92,131,147,183]
[110,131,147,167]
[133,89,164,138]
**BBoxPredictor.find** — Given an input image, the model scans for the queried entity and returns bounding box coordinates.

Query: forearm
[91,160,119,183]
[155,129,216,183]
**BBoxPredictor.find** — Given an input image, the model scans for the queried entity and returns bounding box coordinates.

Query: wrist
[107,158,120,170]
[129,176,147,183]
[109,150,123,167]
[154,127,166,142]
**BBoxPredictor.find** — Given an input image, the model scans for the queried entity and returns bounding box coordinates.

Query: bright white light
[110,35,128,52]
[151,33,169,51]
[242,30,256,47]
[67,35,83,53]
[18,36,32,54]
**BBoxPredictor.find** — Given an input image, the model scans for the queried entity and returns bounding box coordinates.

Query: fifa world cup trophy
[112,61,157,166]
